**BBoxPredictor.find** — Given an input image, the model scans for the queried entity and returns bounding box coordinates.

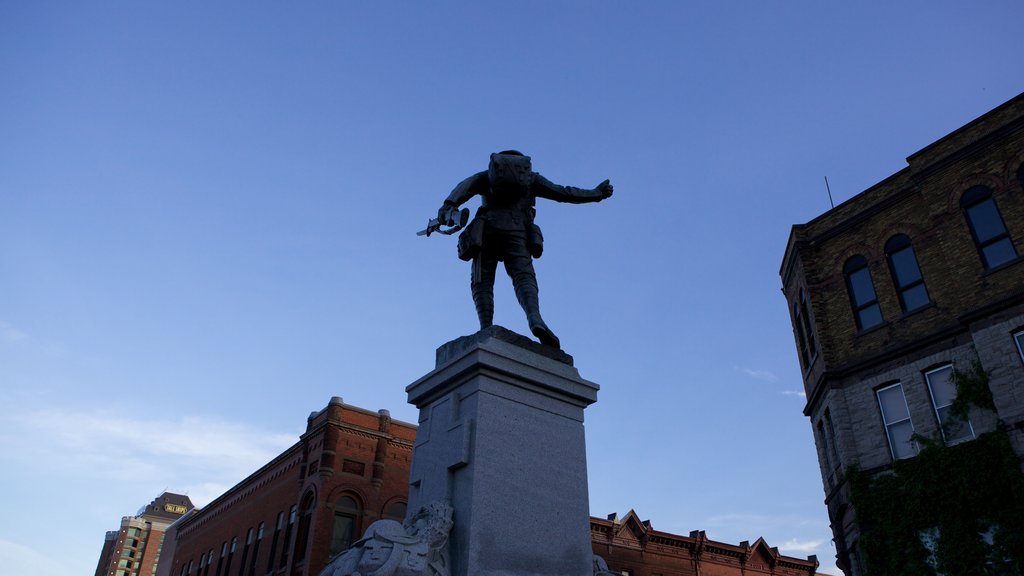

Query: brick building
[162,397,415,576]
[593,511,819,576]
[156,397,819,576]
[781,92,1024,574]
[94,492,195,576]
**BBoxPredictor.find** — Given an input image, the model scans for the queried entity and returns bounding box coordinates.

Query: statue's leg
[470,253,496,330]
[506,254,560,349]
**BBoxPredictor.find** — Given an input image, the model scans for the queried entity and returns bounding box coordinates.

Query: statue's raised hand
[595,179,613,199]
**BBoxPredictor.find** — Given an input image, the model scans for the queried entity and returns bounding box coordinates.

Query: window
[816,419,833,477]
[294,493,316,563]
[247,523,263,576]
[793,289,817,369]
[877,383,917,460]
[280,505,297,568]
[845,256,884,330]
[925,365,974,444]
[237,529,252,576]
[885,234,930,312]
[267,512,284,572]
[331,496,361,556]
[1014,330,1024,365]
[215,542,226,576]
[824,409,840,474]
[223,537,236,575]
[961,186,1017,269]
[383,501,407,522]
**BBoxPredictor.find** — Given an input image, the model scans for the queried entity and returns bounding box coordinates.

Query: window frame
[884,234,930,313]
[793,288,818,370]
[844,255,884,331]
[961,186,1017,269]
[924,364,975,444]
[331,495,362,557]
[1014,330,1024,366]
[876,382,917,460]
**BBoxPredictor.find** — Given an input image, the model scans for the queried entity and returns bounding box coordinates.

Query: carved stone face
[357,539,393,572]
[396,542,429,575]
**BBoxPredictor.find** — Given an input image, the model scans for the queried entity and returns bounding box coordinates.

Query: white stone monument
[406,326,599,576]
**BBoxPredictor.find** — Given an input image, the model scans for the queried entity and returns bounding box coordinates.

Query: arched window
[294,493,316,563]
[214,541,226,576]
[223,537,236,576]
[267,512,284,572]
[280,505,297,568]
[330,496,362,556]
[247,523,263,576]
[961,186,1017,269]
[383,501,407,522]
[793,288,817,369]
[237,529,252,576]
[885,234,930,312]
[844,255,883,330]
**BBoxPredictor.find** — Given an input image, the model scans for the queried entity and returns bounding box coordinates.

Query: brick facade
[154,398,820,576]
[780,92,1024,574]
[161,397,415,576]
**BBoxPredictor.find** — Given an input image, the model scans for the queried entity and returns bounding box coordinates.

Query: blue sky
[2,3,1022,575]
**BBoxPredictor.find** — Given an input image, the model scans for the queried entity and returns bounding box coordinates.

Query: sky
[1,3,1022,575]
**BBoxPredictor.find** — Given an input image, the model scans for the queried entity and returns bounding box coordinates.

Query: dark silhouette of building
[154,397,819,576]
[94,492,194,576]
[781,92,1024,574]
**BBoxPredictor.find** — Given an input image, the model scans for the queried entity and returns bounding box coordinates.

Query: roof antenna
[824,176,835,209]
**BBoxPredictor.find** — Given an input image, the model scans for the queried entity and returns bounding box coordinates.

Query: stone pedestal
[406,326,599,576]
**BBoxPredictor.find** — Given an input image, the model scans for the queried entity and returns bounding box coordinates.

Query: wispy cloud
[734,366,779,383]
[1,408,297,507]
[779,537,825,554]
[0,539,71,576]
[781,389,807,398]
[695,512,836,572]
[0,320,28,344]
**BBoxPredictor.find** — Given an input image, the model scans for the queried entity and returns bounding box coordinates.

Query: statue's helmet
[488,150,533,191]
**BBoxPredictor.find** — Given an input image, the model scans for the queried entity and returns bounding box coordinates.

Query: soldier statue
[429,150,613,349]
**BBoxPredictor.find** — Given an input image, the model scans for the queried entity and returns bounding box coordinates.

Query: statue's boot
[514,277,560,349]
[472,287,494,330]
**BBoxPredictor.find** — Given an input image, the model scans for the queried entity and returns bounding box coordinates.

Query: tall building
[781,93,1024,574]
[156,397,819,576]
[94,492,195,576]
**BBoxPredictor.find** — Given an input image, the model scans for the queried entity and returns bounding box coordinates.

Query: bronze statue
[426,151,612,349]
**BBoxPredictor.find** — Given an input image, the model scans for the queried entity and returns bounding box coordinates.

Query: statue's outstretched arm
[438,171,488,224]
[443,171,488,207]
[532,174,613,204]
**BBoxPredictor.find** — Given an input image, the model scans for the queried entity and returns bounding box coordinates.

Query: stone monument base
[406,326,599,576]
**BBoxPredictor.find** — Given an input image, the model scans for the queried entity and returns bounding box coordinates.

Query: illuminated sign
[164,503,188,514]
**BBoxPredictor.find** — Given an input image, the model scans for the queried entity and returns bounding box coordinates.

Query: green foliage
[847,432,1024,575]
[949,357,997,420]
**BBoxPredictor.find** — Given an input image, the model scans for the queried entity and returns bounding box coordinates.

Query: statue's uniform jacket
[442,169,606,348]
[444,170,605,233]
